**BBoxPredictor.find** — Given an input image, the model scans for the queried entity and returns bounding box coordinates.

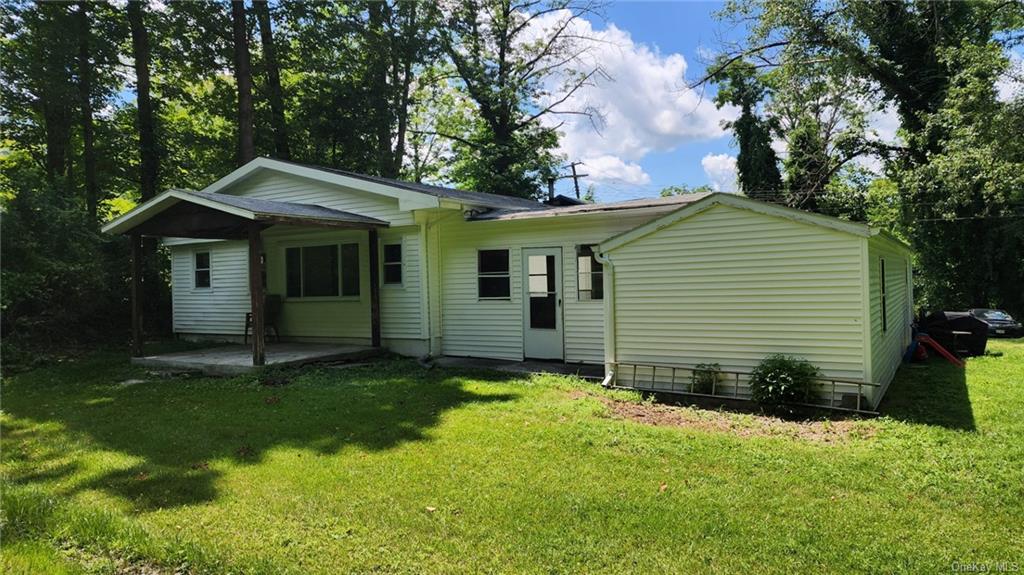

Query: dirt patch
[587,393,877,443]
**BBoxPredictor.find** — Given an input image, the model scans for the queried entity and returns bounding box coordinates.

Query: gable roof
[101,188,388,237]
[600,192,909,253]
[469,193,713,221]
[204,157,546,212]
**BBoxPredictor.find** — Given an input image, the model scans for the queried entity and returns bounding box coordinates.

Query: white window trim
[880,257,888,333]
[382,240,404,288]
[193,249,212,291]
[576,245,603,302]
[477,248,512,301]
[284,242,362,301]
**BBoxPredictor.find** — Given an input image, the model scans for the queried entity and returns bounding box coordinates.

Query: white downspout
[595,250,616,387]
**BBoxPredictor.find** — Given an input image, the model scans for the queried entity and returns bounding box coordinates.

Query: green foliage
[712,59,783,199]
[691,362,722,394]
[748,354,820,408]
[659,184,714,197]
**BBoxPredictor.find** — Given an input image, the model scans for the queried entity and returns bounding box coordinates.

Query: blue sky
[545,1,747,201]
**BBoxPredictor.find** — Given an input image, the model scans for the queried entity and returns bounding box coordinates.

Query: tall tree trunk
[41,98,73,184]
[231,0,255,165]
[253,0,289,160]
[76,1,99,220]
[368,1,394,177]
[128,0,158,201]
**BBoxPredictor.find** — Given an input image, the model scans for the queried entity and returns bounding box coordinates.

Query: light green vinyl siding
[171,241,251,335]
[436,210,674,363]
[608,203,867,381]
[867,235,913,401]
[224,171,414,226]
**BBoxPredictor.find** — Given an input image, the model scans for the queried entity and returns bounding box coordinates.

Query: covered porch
[102,188,390,367]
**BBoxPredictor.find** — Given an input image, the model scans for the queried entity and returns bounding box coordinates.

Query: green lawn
[2,340,1023,574]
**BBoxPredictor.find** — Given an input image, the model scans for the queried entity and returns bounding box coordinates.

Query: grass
[2,340,1023,574]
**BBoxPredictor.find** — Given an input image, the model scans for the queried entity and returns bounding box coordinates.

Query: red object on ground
[916,334,965,368]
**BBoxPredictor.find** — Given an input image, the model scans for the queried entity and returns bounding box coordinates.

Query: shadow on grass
[877,357,975,431]
[2,359,519,510]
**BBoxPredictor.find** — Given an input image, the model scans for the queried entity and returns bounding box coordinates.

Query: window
[341,243,360,296]
[285,243,360,298]
[576,245,603,300]
[478,249,510,299]
[383,243,402,284]
[194,251,211,288]
[880,258,887,332]
[528,254,557,329]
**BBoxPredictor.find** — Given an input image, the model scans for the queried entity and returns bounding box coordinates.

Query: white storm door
[522,247,564,360]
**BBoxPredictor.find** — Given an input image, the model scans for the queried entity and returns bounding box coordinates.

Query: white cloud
[701,153,738,193]
[578,155,651,187]
[524,11,736,192]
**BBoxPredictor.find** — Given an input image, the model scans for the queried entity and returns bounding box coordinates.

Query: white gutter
[594,250,616,387]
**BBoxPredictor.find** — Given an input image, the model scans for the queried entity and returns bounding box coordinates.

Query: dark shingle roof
[468,193,714,221]
[184,190,389,226]
[269,159,546,211]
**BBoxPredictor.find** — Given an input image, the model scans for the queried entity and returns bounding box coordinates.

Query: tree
[76,2,99,220]
[712,59,782,200]
[439,0,603,197]
[230,0,255,165]
[127,0,158,201]
[253,0,290,160]
[660,184,714,197]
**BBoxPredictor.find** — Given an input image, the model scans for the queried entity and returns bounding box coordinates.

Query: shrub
[748,354,820,408]
[691,363,722,394]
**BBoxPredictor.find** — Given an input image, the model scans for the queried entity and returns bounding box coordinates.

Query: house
[103,157,913,410]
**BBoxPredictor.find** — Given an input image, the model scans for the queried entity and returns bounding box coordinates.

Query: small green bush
[691,363,722,394]
[748,354,820,408]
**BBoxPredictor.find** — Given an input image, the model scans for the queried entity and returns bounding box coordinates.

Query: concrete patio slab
[434,357,605,380]
[133,343,381,376]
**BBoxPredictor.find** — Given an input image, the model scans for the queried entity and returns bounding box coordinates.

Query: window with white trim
[576,245,603,300]
[285,243,360,298]
[383,243,402,284]
[880,257,888,332]
[194,251,211,288]
[478,249,510,299]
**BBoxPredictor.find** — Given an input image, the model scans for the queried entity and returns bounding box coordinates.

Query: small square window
[478,249,510,299]
[383,243,402,284]
[194,251,211,288]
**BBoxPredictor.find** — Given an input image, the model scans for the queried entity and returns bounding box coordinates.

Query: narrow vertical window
[194,251,211,288]
[576,245,604,300]
[880,258,888,332]
[478,250,511,299]
[383,243,402,284]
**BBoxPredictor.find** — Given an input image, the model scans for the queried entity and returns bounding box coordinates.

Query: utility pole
[567,162,588,198]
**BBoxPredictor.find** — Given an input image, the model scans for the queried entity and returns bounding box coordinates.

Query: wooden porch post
[368,228,382,348]
[130,233,144,357]
[248,222,266,366]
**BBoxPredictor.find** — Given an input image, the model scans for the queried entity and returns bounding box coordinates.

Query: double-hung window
[194,251,211,288]
[383,243,403,284]
[285,243,360,298]
[576,245,603,300]
[478,249,510,299]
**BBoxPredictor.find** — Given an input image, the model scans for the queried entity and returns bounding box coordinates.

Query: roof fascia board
[203,157,441,211]
[101,189,255,235]
[601,193,872,253]
[870,229,913,252]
